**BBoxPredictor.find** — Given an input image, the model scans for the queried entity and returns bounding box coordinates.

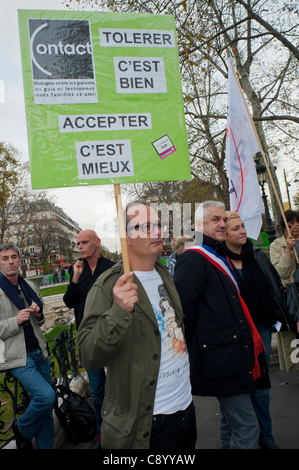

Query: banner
[226,60,264,239]
[18,10,191,189]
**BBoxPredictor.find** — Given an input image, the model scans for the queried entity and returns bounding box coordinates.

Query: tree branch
[185,111,299,124]
[235,0,299,61]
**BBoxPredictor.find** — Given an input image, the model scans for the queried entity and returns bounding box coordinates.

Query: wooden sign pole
[114,183,132,278]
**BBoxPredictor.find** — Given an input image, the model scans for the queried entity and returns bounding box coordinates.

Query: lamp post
[255,157,277,244]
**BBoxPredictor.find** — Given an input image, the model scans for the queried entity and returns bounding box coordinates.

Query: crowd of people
[0,200,298,449]
[52,267,66,284]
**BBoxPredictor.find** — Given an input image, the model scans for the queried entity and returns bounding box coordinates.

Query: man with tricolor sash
[174,201,264,449]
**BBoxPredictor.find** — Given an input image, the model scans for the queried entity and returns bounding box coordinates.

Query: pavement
[193,366,299,449]
[6,289,299,451]
[60,365,299,450]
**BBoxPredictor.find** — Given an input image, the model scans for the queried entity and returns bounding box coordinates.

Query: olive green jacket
[77,260,185,449]
[0,280,47,370]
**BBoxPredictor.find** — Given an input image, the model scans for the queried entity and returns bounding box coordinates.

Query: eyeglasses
[127,221,162,234]
[288,222,299,229]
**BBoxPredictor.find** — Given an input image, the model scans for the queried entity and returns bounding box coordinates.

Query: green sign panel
[18,10,191,189]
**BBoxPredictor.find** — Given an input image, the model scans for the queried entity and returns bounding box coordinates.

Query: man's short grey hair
[195,201,226,226]
[0,243,21,257]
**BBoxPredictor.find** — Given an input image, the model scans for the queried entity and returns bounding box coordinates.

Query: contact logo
[28,19,95,80]
[27,18,98,104]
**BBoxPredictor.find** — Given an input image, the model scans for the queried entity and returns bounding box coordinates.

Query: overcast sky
[0,0,297,254]
[0,0,122,252]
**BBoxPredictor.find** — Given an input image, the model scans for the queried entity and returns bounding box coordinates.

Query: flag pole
[114,183,132,280]
[229,61,299,263]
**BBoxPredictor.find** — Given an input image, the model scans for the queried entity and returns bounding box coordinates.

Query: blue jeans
[217,394,259,449]
[250,323,274,444]
[9,350,56,449]
[87,368,106,434]
[149,401,197,449]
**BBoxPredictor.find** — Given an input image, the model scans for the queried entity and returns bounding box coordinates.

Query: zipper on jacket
[19,286,46,359]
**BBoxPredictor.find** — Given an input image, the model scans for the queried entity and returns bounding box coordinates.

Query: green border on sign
[18,10,191,189]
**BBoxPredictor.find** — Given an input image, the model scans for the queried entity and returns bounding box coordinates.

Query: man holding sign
[78,201,196,449]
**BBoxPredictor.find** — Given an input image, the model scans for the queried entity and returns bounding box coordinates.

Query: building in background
[7,201,81,276]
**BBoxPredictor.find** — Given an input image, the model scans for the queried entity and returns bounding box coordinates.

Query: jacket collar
[194,232,227,258]
[275,235,287,247]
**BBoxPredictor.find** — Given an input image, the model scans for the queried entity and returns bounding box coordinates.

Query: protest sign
[18,10,191,189]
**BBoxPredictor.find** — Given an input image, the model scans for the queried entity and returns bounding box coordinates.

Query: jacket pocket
[101,398,136,449]
[197,327,243,380]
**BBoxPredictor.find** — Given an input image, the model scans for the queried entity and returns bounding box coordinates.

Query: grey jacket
[0,280,47,370]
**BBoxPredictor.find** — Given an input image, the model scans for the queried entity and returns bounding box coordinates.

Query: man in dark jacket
[174,201,260,449]
[63,230,115,448]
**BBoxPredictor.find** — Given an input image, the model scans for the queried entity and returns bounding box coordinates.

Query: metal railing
[0,321,79,448]
[48,320,79,388]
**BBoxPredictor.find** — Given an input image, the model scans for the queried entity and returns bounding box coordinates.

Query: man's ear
[195,220,203,232]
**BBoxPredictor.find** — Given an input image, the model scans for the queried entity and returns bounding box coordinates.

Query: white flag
[226,60,264,240]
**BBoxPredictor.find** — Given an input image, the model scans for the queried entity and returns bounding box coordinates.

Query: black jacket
[253,247,289,329]
[174,234,256,397]
[63,256,115,328]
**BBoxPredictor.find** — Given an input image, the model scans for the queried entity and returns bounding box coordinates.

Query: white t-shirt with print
[134,269,192,415]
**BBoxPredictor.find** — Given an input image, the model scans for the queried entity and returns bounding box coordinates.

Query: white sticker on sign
[114,57,167,94]
[76,140,134,180]
[152,135,176,159]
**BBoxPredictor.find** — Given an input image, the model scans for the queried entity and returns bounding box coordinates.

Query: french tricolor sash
[184,244,264,380]
[185,245,239,291]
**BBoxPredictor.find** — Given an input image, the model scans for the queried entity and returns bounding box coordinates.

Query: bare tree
[0,142,51,246]
[30,213,70,274]
[63,0,299,228]
[235,0,299,62]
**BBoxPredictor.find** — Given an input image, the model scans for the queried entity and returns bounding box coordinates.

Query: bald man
[63,230,115,448]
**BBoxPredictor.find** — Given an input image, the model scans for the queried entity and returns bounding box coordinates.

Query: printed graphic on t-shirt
[134,269,191,414]
[154,283,187,357]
